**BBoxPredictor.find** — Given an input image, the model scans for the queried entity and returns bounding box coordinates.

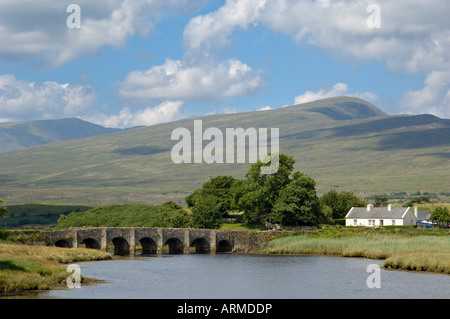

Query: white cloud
[183,0,266,52]
[119,58,264,103]
[0,0,207,67]
[0,74,96,121]
[90,100,186,129]
[294,83,348,105]
[0,74,187,128]
[294,83,378,105]
[399,71,450,118]
[257,106,272,111]
[183,0,450,118]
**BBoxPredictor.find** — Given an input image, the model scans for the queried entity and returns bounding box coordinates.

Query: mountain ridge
[0,96,448,206]
[0,118,127,153]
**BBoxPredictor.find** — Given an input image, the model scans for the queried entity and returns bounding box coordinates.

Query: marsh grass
[385,250,450,273]
[266,233,450,274]
[0,242,111,293]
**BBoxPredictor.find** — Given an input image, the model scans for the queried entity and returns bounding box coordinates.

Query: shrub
[0,227,11,240]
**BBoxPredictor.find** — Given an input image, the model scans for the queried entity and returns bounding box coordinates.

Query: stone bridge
[42,227,277,256]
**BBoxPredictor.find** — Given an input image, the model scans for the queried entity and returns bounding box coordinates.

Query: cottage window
[354,219,357,226]
[392,219,396,225]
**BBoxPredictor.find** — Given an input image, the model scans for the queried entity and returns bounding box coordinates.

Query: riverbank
[264,226,450,274]
[1,226,449,296]
[0,242,112,295]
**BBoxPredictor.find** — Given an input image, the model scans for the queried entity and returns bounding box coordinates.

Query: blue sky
[0,0,449,127]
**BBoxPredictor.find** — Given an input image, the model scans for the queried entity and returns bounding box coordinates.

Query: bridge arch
[80,238,101,250]
[164,238,184,254]
[41,227,270,255]
[216,240,233,253]
[55,239,71,248]
[190,238,210,254]
[110,237,130,256]
[139,237,157,255]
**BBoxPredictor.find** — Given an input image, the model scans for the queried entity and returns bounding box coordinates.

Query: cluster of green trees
[431,207,450,225]
[403,196,432,207]
[320,190,366,220]
[186,153,366,229]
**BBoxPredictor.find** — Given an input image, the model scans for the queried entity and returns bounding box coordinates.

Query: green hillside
[0,96,449,206]
[55,202,187,229]
[0,118,123,153]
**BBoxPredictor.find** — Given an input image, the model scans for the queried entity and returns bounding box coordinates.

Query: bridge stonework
[42,227,277,256]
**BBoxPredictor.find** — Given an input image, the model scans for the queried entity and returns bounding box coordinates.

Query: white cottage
[345,204,418,227]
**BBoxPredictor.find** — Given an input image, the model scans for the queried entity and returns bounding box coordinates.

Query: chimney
[414,206,418,218]
[367,204,373,212]
[388,204,393,211]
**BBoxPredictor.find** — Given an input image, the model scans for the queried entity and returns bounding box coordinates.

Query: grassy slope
[0,96,449,206]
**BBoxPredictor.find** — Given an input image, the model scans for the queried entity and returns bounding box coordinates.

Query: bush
[56,203,189,228]
[0,227,11,240]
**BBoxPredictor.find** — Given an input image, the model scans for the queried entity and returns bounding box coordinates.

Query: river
[40,254,449,299]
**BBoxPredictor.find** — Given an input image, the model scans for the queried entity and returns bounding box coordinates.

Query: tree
[430,206,450,226]
[270,172,322,226]
[185,176,236,215]
[403,196,431,207]
[374,196,388,207]
[190,194,223,229]
[232,153,322,226]
[232,153,295,223]
[0,199,7,218]
[320,190,366,219]
[185,188,201,207]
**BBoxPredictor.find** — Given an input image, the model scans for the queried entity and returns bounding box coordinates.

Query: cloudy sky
[0,0,449,128]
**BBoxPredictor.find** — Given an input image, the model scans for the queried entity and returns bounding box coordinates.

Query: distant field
[0,204,93,229]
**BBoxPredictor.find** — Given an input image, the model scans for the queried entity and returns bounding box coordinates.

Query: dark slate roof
[346,207,410,219]
[416,211,431,220]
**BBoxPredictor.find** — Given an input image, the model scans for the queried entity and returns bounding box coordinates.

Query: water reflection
[40,254,449,299]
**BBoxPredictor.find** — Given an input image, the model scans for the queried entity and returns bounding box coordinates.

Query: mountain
[0,118,123,153]
[0,96,449,206]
